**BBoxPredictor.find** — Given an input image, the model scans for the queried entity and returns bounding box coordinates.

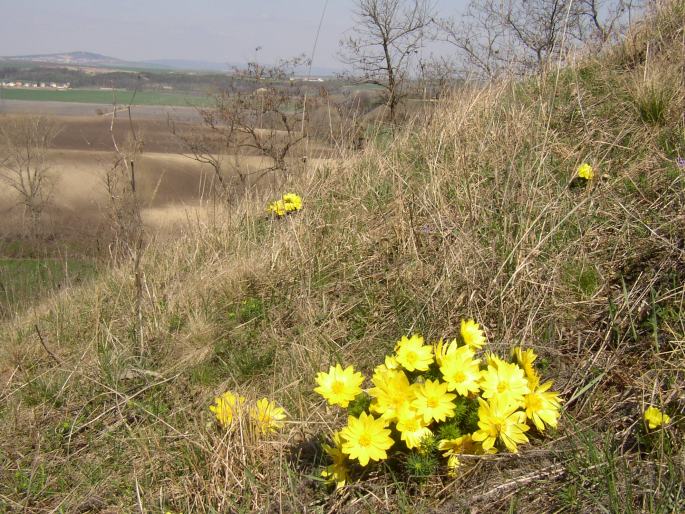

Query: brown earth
[0,102,337,257]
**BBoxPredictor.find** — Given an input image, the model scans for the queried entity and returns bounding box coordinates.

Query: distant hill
[1,51,341,76]
[2,51,130,67]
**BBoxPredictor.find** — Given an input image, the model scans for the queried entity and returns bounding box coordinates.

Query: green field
[0,258,97,318]
[0,87,212,107]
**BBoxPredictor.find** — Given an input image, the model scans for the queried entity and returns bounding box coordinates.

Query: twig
[35,324,62,364]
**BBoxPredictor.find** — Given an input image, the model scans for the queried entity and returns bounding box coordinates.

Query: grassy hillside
[1,3,683,512]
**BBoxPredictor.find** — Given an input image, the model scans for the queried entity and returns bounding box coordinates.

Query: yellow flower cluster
[266,192,303,217]
[577,162,594,180]
[314,320,563,488]
[209,391,287,435]
[644,406,670,430]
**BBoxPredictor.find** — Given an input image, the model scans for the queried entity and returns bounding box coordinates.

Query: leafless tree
[0,117,60,234]
[340,0,436,122]
[172,56,310,198]
[440,0,645,80]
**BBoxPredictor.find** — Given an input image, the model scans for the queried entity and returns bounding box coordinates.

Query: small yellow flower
[480,360,530,408]
[446,454,460,477]
[524,381,562,431]
[472,397,530,453]
[267,199,287,217]
[395,334,434,372]
[396,408,433,450]
[512,346,540,389]
[250,398,287,434]
[644,406,670,430]
[340,412,394,466]
[577,163,594,180]
[439,344,482,396]
[315,364,365,408]
[209,391,246,428]
[282,193,303,212]
[411,379,456,424]
[369,368,414,421]
[321,430,349,489]
[461,319,486,350]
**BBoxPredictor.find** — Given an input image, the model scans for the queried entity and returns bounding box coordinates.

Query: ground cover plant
[0,2,683,512]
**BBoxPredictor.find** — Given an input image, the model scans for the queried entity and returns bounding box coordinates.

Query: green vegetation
[0,3,683,512]
[0,87,212,106]
[0,258,97,317]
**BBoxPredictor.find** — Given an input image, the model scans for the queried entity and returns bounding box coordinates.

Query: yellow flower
[372,355,400,376]
[577,163,594,180]
[395,334,434,372]
[472,397,530,453]
[524,381,562,431]
[250,398,287,434]
[484,352,506,369]
[480,360,530,408]
[396,408,433,450]
[439,433,498,457]
[512,346,540,389]
[369,368,414,421]
[439,344,482,396]
[461,319,486,350]
[411,379,456,424]
[340,412,394,466]
[644,406,671,430]
[314,364,365,408]
[267,199,287,217]
[321,430,349,489]
[282,193,303,212]
[446,454,460,477]
[433,338,449,366]
[209,391,246,428]
[440,433,494,476]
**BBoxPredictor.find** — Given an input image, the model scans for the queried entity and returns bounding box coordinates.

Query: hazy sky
[0,0,468,69]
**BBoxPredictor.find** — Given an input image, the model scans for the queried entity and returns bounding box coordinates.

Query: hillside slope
[1,3,683,512]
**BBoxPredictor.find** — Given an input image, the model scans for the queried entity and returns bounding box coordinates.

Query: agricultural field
[0,87,212,107]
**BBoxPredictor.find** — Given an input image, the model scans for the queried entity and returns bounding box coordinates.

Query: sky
[0,0,468,70]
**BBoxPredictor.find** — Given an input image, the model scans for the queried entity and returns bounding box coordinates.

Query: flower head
[411,379,456,424]
[267,200,287,217]
[315,364,365,408]
[472,397,530,452]
[439,344,482,396]
[369,368,414,421]
[267,193,302,217]
[644,406,670,430]
[395,334,434,372]
[524,381,562,431]
[282,193,302,212]
[577,163,594,180]
[480,360,530,408]
[396,408,433,450]
[340,412,394,466]
[321,430,349,489]
[209,391,246,428]
[512,346,540,389]
[250,398,287,434]
[461,319,486,350]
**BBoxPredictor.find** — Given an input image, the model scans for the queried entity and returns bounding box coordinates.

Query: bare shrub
[172,57,310,201]
[0,117,60,235]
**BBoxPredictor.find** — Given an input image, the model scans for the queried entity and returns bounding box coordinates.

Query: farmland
[0,87,212,106]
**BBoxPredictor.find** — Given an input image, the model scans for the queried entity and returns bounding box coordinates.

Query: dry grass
[1,3,684,512]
